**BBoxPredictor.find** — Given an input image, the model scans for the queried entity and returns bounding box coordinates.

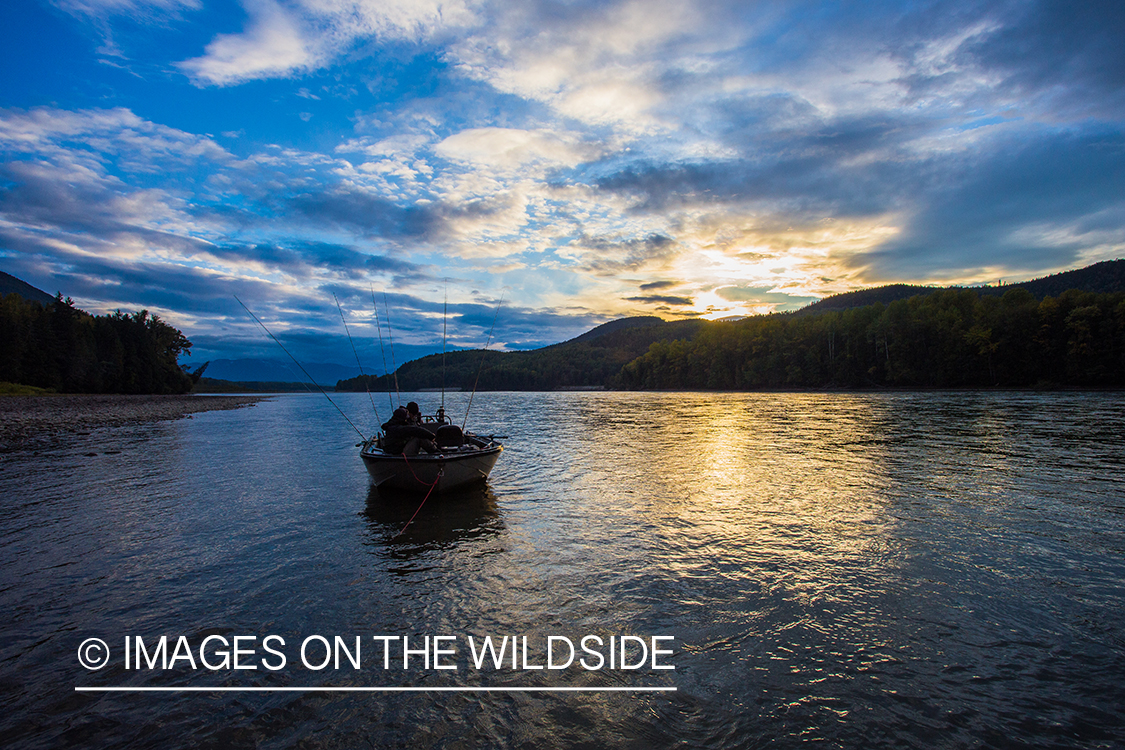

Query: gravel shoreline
[0,394,267,452]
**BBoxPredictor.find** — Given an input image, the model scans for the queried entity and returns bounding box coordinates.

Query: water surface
[1,392,1123,748]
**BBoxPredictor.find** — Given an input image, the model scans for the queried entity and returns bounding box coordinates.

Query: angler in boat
[357,287,507,494]
[361,403,503,493]
[236,293,505,495]
[381,405,438,456]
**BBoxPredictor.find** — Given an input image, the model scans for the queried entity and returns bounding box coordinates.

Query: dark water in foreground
[1,392,1124,749]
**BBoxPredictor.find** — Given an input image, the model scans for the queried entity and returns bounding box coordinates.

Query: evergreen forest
[615,288,1125,389]
[338,318,704,392]
[0,292,200,394]
[339,286,1125,392]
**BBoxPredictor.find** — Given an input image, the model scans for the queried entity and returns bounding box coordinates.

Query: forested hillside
[0,292,200,394]
[616,288,1125,389]
[342,260,1125,393]
[337,317,703,391]
[0,271,56,306]
[797,259,1125,316]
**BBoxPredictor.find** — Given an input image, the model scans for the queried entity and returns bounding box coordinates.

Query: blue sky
[1,0,1122,367]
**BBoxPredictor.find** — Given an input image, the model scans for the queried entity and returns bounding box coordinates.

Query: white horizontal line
[75,686,676,693]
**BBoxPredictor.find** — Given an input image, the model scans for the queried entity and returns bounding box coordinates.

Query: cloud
[8,1,1125,357]
[953,0,1125,120]
[0,107,443,324]
[177,0,477,86]
[558,233,680,276]
[0,165,201,252]
[714,284,818,311]
[177,0,319,86]
[0,107,237,256]
[0,107,230,166]
[450,0,697,131]
[53,0,199,15]
[625,294,693,306]
[285,186,465,242]
[853,126,1125,281]
[49,0,203,60]
[434,127,602,171]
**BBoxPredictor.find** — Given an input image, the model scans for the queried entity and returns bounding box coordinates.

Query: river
[1,391,1123,748]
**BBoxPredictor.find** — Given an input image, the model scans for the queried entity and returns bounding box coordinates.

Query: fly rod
[441,284,448,417]
[235,296,366,440]
[462,291,503,431]
[334,293,379,422]
[370,285,394,415]
[382,291,401,406]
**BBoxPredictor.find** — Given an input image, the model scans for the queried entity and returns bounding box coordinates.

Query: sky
[1,0,1123,368]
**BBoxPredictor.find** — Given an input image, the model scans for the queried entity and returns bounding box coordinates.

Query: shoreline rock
[0,394,267,453]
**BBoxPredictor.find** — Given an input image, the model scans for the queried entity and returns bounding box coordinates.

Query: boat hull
[361,445,502,493]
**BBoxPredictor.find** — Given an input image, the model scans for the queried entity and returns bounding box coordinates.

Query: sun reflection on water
[2,391,1122,748]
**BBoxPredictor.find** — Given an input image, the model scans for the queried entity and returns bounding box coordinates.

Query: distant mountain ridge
[194,377,320,393]
[337,316,703,392]
[991,259,1125,298]
[795,284,939,316]
[341,257,1124,391]
[205,358,361,385]
[798,258,1125,316]
[0,271,56,306]
[559,316,665,346]
[7,259,1121,391]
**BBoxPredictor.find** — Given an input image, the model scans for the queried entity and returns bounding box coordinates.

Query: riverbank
[0,394,267,452]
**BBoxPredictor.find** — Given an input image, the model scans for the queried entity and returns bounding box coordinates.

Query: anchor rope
[399,451,442,485]
[394,458,444,537]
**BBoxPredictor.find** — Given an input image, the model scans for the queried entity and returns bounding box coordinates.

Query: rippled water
[2,391,1124,748]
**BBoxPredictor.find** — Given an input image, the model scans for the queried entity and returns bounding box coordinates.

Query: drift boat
[360,420,503,493]
[236,295,505,495]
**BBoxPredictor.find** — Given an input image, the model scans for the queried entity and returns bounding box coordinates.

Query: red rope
[394,456,444,538]
[400,451,440,486]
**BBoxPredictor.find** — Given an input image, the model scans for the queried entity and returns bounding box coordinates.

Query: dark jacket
[381,410,434,454]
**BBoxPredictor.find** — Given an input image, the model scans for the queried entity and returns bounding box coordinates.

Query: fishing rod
[462,291,504,431]
[441,284,448,418]
[334,293,379,423]
[370,286,394,415]
[382,291,401,407]
[234,296,366,440]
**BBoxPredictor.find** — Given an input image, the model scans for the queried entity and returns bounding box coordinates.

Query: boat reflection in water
[362,481,504,552]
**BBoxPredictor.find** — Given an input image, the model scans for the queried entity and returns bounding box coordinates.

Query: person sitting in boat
[381,407,438,456]
[407,400,451,426]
